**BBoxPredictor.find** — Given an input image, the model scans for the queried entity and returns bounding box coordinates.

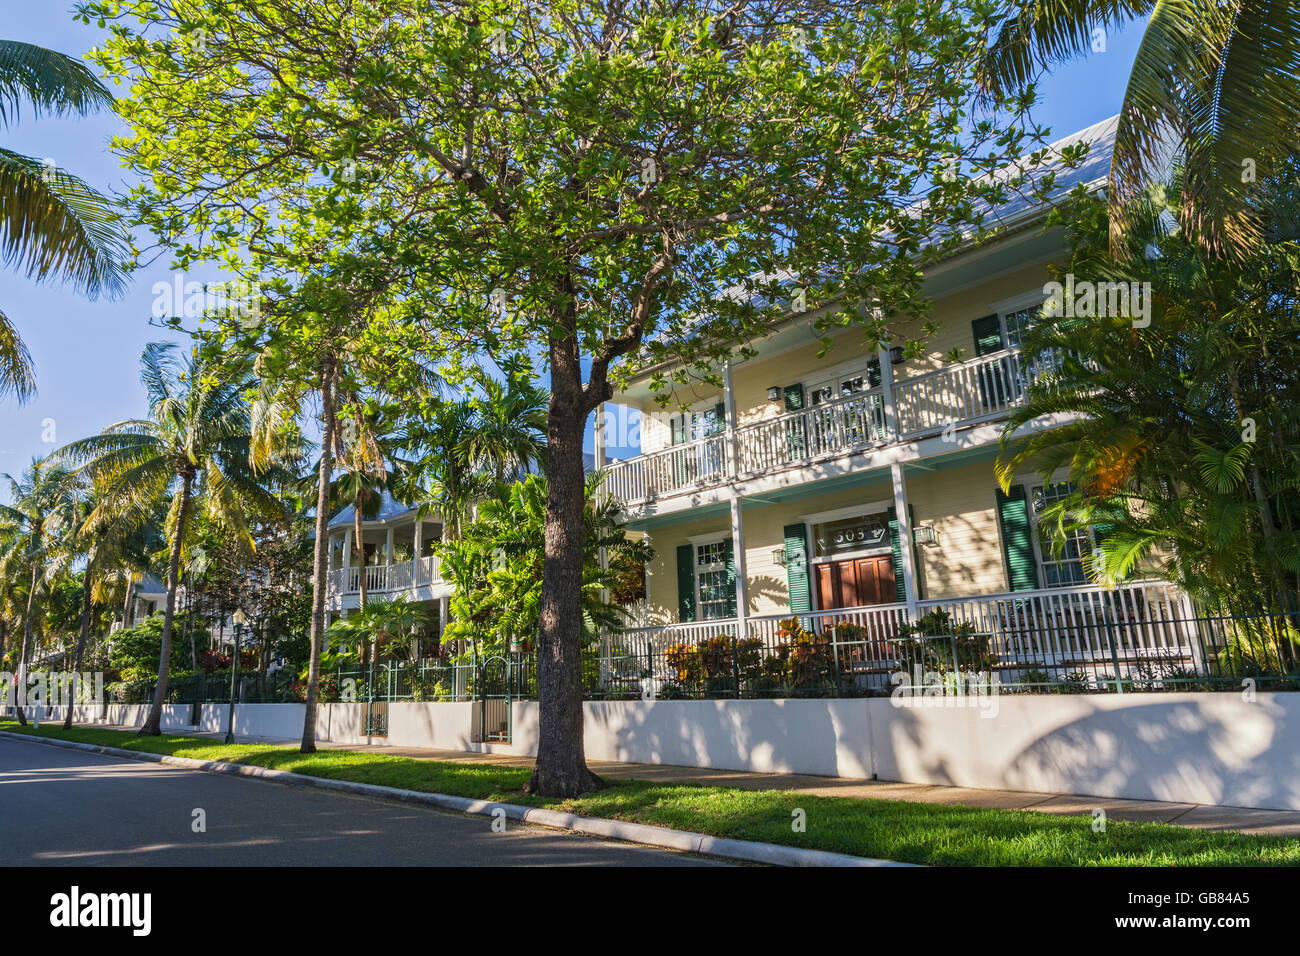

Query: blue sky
[0,5,1147,499]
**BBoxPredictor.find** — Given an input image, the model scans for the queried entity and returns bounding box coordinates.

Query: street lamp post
[224,608,246,745]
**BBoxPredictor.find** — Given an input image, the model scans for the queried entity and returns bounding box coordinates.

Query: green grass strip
[2,720,1296,866]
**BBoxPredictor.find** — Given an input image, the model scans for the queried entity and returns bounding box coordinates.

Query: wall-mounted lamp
[912,526,937,545]
[767,386,782,402]
[772,547,788,566]
[889,346,905,365]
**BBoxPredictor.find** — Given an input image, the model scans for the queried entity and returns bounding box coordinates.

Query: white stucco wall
[41,692,1300,811]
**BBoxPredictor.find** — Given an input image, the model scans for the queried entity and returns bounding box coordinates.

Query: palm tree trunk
[121,575,135,629]
[354,490,367,608]
[140,470,193,736]
[14,558,40,726]
[301,359,337,753]
[62,568,95,730]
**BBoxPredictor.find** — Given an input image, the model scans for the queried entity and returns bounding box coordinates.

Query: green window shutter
[783,384,805,411]
[887,507,905,603]
[722,537,737,617]
[783,523,811,615]
[713,401,726,434]
[972,314,1004,356]
[886,506,923,603]
[676,544,696,622]
[996,486,1040,591]
[671,414,687,446]
[866,358,882,388]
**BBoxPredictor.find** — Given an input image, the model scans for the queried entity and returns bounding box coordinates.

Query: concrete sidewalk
[84,720,1300,838]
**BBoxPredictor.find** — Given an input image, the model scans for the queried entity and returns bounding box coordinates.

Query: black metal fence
[106,598,1300,706]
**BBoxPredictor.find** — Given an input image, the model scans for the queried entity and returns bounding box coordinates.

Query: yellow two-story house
[594,115,1198,685]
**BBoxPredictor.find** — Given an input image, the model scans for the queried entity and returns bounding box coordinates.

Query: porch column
[595,405,609,601]
[439,596,450,639]
[594,403,607,469]
[342,529,352,570]
[877,342,897,440]
[891,460,919,614]
[729,494,750,636]
[385,526,395,566]
[723,361,738,476]
[412,519,423,583]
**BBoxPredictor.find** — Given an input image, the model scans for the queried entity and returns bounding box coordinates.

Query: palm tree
[59,487,158,729]
[996,180,1300,614]
[458,367,548,482]
[0,457,78,723]
[981,1,1300,259]
[1,39,129,402]
[57,342,290,735]
[402,399,491,543]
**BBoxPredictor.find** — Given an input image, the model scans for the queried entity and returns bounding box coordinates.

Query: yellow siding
[641,463,1016,622]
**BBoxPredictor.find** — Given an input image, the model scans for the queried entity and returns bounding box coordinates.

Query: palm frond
[0,147,129,298]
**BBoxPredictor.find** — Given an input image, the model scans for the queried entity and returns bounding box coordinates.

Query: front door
[815,555,895,610]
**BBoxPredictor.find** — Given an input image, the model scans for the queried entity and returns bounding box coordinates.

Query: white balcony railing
[734,387,888,473]
[606,347,1037,505]
[326,554,444,600]
[599,581,1201,679]
[604,432,728,503]
[892,346,1029,437]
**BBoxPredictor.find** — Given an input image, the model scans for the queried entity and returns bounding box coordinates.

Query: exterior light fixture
[912,526,937,545]
[772,547,787,566]
[889,346,905,365]
[767,386,782,401]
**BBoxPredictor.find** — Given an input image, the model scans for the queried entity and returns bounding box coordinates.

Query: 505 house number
[832,521,885,549]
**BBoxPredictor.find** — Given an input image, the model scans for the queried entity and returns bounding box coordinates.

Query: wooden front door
[815,555,895,610]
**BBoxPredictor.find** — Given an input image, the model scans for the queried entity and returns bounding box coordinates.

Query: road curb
[0,729,914,867]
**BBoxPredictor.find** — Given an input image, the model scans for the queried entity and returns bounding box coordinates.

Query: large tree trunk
[140,470,193,736]
[63,569,95,730]
[301,360,337,752]
[524,335,604,797]
[354,490,367,608]
[14,558,40,726]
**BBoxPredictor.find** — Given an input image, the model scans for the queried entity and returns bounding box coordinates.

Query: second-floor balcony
[606,346,1033,505]
[327,554,444,600]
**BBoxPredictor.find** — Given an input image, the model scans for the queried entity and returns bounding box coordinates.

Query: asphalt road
[0,737,723,867]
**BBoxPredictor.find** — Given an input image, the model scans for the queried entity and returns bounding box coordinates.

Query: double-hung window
[695,539,732,620]
[1028,480,1091,587]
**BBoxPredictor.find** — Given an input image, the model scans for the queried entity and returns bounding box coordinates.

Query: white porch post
[342,529,352,570]
[412,519,424,583]
[385,527,395,566]
[877,343,897,440]
[729,494,749,637]
[595,405,609,601]
[723,361,738,477]
[594,403,607,469]
[891,460,918,615]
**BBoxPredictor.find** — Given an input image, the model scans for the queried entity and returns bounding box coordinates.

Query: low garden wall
[41,691,1300,811]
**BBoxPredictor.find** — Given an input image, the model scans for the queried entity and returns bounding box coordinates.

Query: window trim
[689,532,733,621]
[1016,471,1095,589]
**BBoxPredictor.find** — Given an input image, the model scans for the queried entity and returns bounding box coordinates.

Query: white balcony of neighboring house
[322,491,450,610]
